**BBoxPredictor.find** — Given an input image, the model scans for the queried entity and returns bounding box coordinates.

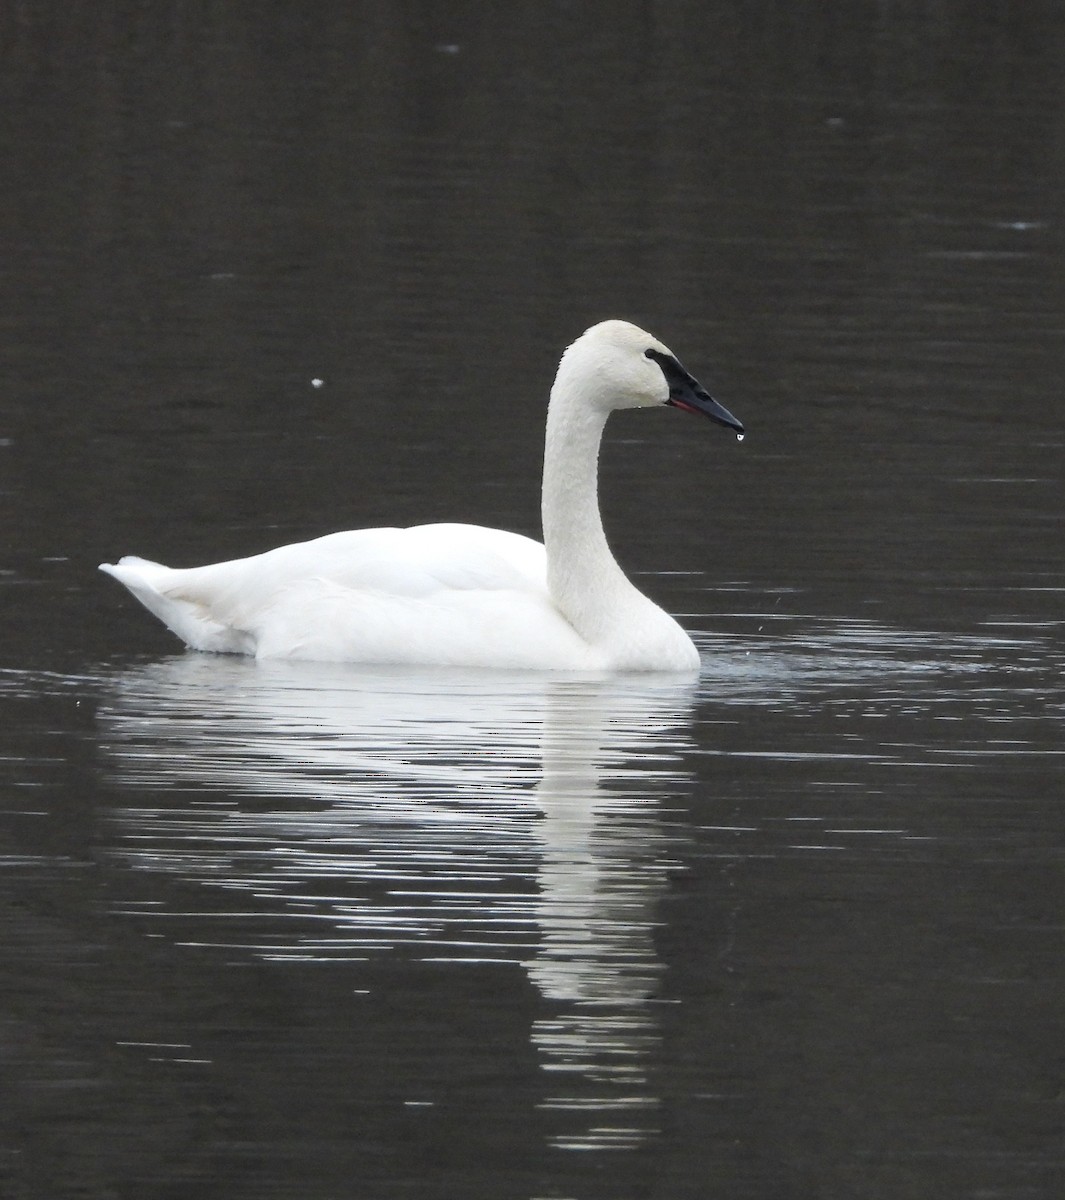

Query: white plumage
[101,320,743,671]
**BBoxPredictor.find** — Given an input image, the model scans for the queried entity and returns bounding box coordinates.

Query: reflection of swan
[100,321,742,669]
[98,655,696,1151]
[528,686,680,1150]
[530,683,675,1005]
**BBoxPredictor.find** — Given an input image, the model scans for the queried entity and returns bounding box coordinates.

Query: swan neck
[541,384,632,634]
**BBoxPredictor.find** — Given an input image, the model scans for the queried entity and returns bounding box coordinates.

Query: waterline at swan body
[100,320,744,671]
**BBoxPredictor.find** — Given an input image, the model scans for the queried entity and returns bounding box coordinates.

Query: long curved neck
[541,381,639,640]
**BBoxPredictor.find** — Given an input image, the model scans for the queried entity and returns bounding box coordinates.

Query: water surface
[2,5,1063,1198]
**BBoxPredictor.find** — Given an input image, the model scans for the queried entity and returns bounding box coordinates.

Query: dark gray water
[2,5,1063,1198]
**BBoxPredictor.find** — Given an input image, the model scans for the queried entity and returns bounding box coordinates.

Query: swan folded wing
[102,524,565,663]
[168,524,548,611]
[239,525,581,664]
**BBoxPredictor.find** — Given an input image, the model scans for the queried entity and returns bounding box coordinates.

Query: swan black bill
[668,388,744,434]
[645,347,745,435]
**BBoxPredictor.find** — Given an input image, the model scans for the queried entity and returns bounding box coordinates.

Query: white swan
[100,320,744,671]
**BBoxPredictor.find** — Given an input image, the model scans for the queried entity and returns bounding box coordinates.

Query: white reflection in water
[99,655,697,1151]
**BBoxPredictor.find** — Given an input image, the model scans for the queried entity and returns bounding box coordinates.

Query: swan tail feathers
[99,557,252,654]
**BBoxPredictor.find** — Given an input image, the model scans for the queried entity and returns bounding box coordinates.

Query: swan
[100,320,744,671]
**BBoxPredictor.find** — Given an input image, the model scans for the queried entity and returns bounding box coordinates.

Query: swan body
[101,320,744,671]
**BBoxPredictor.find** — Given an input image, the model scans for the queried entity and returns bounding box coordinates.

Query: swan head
[555,320,744,434]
